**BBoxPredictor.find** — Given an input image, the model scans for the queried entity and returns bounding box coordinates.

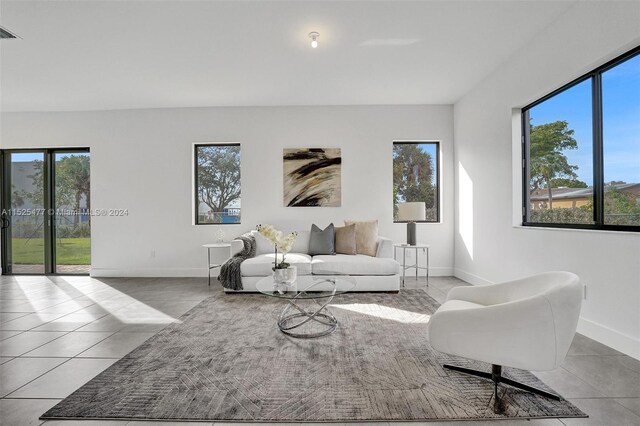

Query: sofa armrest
[230,239,244,257]
[376,236,394,259]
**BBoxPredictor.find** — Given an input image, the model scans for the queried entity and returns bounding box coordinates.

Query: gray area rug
[42,289,586,422]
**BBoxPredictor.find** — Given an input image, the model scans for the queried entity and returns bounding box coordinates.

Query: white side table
[203,243,231,286]
[393,244,430,288]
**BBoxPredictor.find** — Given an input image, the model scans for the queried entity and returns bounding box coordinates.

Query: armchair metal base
[444,364,561,407]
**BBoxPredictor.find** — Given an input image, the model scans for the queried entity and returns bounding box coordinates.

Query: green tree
[56,155,90,226]
[529,120,579,209]
[197,146,241,223]
[11,185,25,208]
[22,156,90,227]
[549,178,588,188]
[393,144,434,219]
[603,187,640,226]
[21,159,44,206]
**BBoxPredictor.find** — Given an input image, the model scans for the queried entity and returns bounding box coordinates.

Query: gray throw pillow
[309,223,336,255]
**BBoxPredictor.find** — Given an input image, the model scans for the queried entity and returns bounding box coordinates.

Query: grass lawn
[11,238,90,265]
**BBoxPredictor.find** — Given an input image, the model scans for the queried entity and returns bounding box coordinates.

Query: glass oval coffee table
[256,273,356,338]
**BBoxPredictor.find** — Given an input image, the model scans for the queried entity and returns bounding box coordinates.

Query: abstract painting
[283,148,342,207]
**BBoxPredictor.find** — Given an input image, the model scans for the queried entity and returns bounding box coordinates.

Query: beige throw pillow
[334,224,356,255]
[344,220,378,257]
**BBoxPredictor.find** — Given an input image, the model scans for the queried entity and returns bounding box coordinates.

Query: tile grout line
[0,330,26,341]
[1,294,123,333]
[567,397,640,423]
[22,330,118,358]
[1,330,75,357]
[0,311,32,324]
[2,357,75,399]
[2,331,123,398]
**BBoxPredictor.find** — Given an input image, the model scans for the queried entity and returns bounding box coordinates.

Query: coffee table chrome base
[277,292,338,338]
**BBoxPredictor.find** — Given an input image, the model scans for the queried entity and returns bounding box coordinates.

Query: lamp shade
[397,202,426,221]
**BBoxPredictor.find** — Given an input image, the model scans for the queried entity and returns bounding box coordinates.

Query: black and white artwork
[283,148,342,207]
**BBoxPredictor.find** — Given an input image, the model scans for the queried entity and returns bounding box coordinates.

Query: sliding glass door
[1,151,47,273]
[1,149,90,274]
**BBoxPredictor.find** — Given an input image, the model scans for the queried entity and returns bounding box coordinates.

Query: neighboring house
[530,183,640,210]
[197,201,241,224]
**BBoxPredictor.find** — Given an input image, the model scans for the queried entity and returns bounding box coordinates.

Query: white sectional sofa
[225,229,401,292]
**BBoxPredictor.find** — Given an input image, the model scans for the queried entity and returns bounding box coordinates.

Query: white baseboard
[91,268,206,278]
[426,266,454,276]
[577,317,640,361]
[453,268,494,286]
[453,267,640,361]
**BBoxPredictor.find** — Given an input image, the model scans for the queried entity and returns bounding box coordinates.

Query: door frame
[1,148,90,275]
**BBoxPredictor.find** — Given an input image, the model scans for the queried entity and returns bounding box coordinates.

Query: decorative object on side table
[257,224,298,285]
[397,202,426,245]
[214,228,226,243]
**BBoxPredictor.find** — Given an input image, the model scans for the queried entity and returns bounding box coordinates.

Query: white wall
[454,2,640,359]
[1,105,454,277]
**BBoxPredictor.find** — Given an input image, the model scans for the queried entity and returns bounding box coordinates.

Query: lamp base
[406,222,416,246]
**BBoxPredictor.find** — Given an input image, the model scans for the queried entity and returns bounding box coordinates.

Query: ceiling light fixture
[308,32,319,49]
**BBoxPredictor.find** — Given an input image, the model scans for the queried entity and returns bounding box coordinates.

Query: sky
[530,53,640,186]
[9,152,89,163]
[415,143,437,167]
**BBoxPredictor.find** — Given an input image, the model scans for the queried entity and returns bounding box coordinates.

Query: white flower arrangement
[257,224,298,270]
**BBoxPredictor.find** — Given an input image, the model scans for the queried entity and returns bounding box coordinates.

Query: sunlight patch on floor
[58,278,180,325]
[331,303,431,324]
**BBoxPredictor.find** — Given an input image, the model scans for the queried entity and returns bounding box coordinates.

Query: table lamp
[397,202,426,245]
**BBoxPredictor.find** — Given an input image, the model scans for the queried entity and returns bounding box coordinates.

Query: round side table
[393,244,430,288]
[203,243,231,286]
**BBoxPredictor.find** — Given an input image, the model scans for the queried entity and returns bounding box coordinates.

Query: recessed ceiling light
[309,32,319,49]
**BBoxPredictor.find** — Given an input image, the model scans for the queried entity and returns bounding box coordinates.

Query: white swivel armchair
[427,271,582,402]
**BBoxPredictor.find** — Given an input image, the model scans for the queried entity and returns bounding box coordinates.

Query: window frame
[522,45,640,232]
[194,143,241,226]
[392,140,441,224]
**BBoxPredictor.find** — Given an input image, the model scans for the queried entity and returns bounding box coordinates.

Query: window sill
[512,224,639,236]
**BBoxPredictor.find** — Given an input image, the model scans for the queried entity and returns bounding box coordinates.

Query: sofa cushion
[290,230,310,254]
[241,253,312,277]
[311,254,400,276]
[344,220,378,257]
[251,230,275,255]
[309,223,335,255]
[335,224,356,255]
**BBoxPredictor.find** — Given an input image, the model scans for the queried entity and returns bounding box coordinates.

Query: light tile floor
[0,275,638,426]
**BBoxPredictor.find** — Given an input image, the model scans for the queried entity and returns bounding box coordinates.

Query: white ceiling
[0,0,578,112]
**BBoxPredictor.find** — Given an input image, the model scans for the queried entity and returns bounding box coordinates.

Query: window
[194,144,241,225]
[523,46,640,231]
[393,141,440,222]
